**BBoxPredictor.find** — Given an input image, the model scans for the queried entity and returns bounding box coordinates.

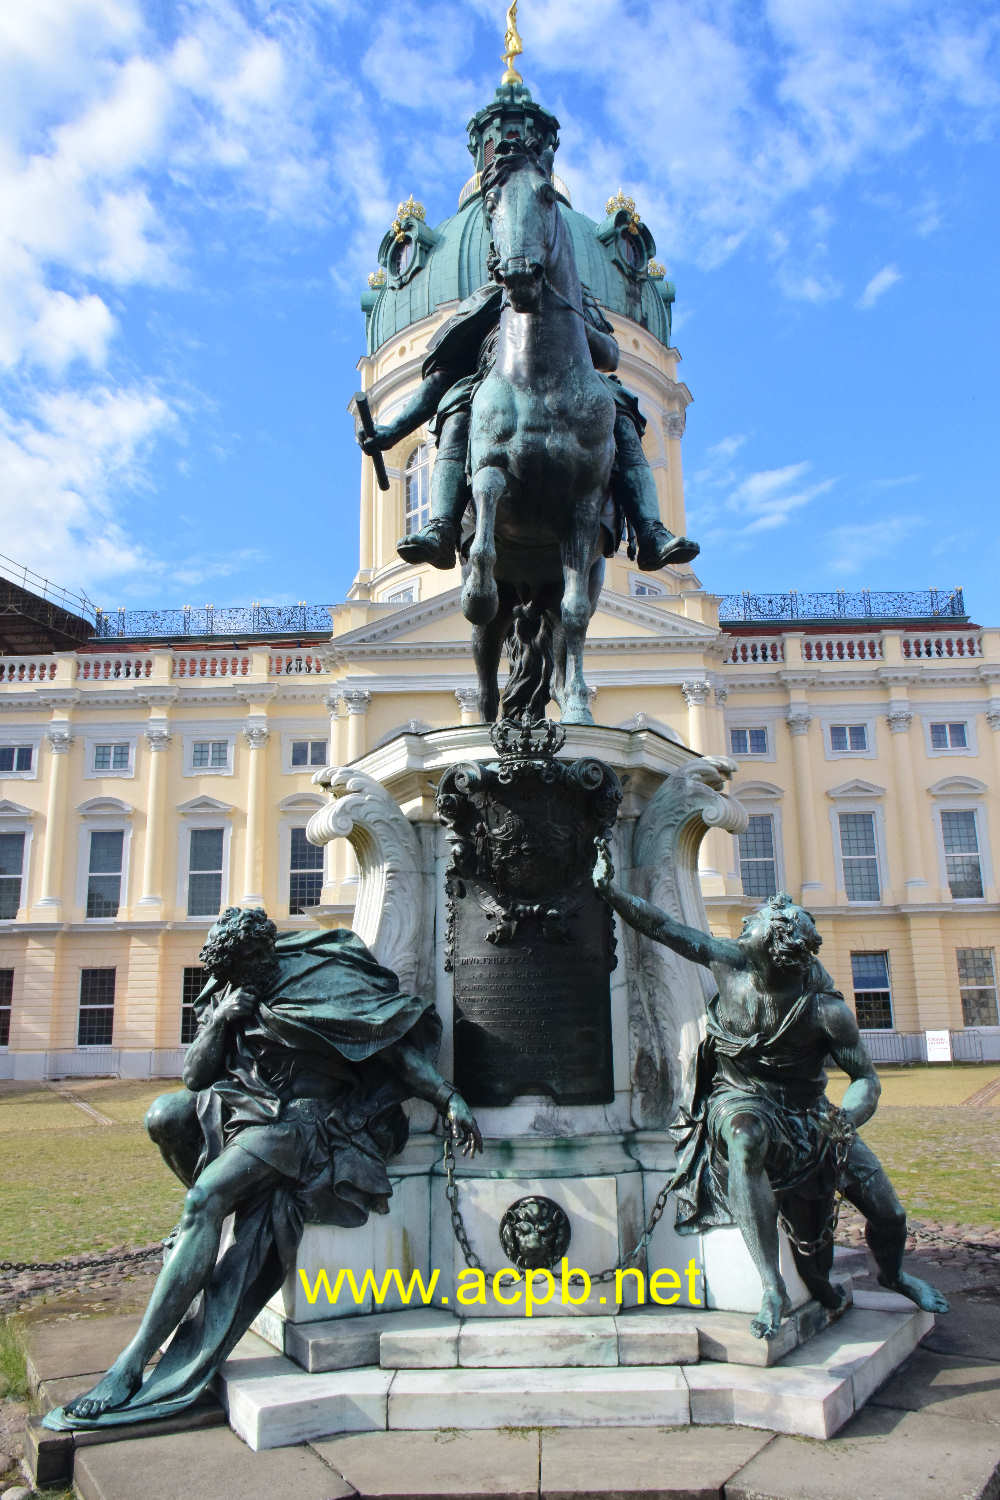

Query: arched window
[404,444,432,534]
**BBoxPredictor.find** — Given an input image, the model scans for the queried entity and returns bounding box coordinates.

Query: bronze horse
[464,144,616,726]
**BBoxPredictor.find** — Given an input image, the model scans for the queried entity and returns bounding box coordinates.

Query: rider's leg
[613,414,700,570]
[146,1088,203,1188]
[65,1143,281,1418]
[840,1137,949,1313]
[720,1111,790,1338]
[396,412,470,569]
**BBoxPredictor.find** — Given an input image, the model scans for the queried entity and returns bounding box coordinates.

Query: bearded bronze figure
[593,843,948,1340]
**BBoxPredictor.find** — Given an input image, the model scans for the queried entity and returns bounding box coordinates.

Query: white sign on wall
[925,1029,953,1063]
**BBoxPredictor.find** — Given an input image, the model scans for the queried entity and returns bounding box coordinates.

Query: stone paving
[3,1241,997,1499]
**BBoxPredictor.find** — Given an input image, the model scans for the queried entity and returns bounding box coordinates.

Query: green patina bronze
[593,842,950,1340]
[45,909,481,1431]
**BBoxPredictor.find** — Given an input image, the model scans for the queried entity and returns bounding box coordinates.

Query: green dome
[362,192,675,356]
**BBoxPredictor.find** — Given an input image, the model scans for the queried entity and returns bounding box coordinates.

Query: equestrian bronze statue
[356,143,698,724]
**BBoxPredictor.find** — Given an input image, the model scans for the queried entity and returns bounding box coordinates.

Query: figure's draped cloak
[45,929,440,1431]
[669,977,840,1236]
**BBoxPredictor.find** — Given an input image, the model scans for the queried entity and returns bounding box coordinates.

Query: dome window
[404,444,433,535]
[390,237,415,278]
[620,229,644,270]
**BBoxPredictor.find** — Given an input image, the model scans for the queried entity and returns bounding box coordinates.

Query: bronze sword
[353,392,390,492]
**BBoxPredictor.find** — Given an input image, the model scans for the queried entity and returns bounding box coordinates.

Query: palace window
[86,830,124,919]
[930,721,968,750]
[0,747,33,774]
[730,727,768,756]
[850,952,894,1029]
[181,965,206,1045]
[940,809,984,899]
[93,742,132,773]
[839,812,880,901]
[385,586,416,604]
[404,444,432,535]
[738,814,778,899]
[290,739,327,769]
[0,833,25,919]
[631,577,664,598]
[0,970,11,1046]
[191,740,230,772]
[186,828,225,917]
[830,724,868,753]
[289,827,324,915]
[78,968,116,1047]
[957,949,999,1027]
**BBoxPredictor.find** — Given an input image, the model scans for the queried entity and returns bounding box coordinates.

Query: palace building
[0,76,998,1080]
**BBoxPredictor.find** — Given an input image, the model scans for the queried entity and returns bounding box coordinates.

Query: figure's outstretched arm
[383,1040,483,1156]
[592,839,745,970]
[820,995,881,1128]
[355,370,452,453]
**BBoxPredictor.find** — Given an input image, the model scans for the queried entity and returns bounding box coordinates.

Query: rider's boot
[612,417,700,570]
[396,456,467,570]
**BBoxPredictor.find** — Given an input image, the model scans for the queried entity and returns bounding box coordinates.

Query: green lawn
[2,1069,1000,1263]
[0,1081,185,1262]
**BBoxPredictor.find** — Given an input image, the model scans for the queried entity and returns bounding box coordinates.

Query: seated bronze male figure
[593,844,947,1339]
[47,908,481,1429]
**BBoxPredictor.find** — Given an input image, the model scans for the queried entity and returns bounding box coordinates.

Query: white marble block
[700,1224,811,1314]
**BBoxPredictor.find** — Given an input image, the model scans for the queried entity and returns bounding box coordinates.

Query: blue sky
[1,0,998,618]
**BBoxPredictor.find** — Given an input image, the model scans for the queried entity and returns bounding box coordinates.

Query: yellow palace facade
[1,90,998,1079]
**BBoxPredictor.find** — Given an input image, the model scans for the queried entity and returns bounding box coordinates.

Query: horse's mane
[481,137,552,196]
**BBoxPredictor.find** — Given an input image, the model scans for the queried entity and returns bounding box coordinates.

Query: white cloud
[857,264,902,310]
[727,461,836,532]
[825,516,924,575]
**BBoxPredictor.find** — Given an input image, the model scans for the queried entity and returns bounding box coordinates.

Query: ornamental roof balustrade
[92,604,334,640]
[718,588,967,623]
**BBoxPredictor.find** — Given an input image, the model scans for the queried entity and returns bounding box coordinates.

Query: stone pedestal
[254,724,747,1339]
[222,723,937,1450]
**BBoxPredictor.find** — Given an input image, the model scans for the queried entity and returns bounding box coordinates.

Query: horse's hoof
[462,585,499,626]
[560,705,595,727]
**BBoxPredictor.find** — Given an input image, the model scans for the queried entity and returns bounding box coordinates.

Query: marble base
[218,1300,934,1450]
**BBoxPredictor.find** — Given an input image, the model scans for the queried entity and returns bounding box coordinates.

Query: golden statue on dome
[501,1,524,85]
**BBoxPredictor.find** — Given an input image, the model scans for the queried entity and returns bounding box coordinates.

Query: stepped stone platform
[221,1286,934,1451]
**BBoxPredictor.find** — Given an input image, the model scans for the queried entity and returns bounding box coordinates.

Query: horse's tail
[499,600,556,722]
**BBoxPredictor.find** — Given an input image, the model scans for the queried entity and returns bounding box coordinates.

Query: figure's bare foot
[879,1271,949,1313]
[63,1355,143,1420]
[805,1276,851,1316]
[751,1286,791,1340]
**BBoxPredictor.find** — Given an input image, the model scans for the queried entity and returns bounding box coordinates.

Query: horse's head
[483,145,559,312]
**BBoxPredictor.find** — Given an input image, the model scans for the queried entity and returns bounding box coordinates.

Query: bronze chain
[442,1134,673,1285]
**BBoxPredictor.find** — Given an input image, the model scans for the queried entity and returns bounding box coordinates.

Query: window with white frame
[0,746,33,774]
[191,740,230,772]
[181,965,206,1044]
[930,721,968,751]
[630,577,664,598]
[0,969,11,1045]
[93,742,132,774]
[78,968,115,1046]
[850,952,894,1029]
[730,727,768,756]
[85,830,124,919]
[289,826,324,914]
[957,948,998,1027]
[831,724,868,753]
[404,443,432,534]
[290,739,327,770]
[186,828,225,916]
[839,812,881,901]
[385,586,416,604]
[738,814,778,898]
[940,809,984,899]
[0,834,25,919]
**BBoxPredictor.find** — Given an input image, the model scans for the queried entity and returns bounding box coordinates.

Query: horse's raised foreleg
[472,586,515,724]
[559,514,604,726]
[461,465,504,626]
